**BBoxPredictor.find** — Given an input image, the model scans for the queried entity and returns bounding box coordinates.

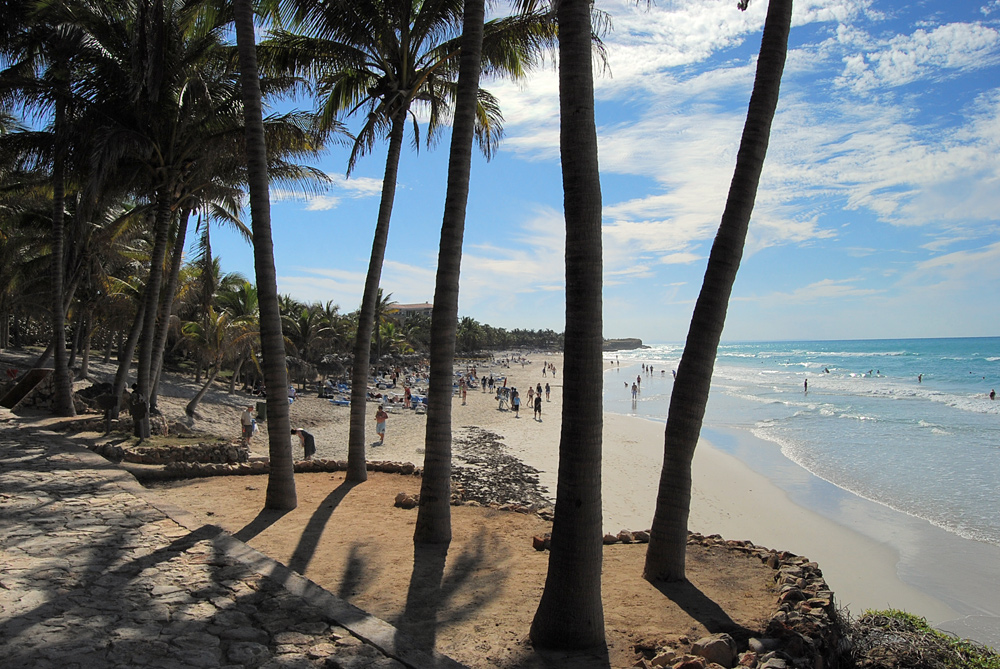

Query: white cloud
[836,23,1000,93]
[757,277,881,303]
[272,174,384,212]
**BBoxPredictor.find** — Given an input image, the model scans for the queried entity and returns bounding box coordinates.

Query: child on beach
[512,391,520,418]
[375,405,388,444]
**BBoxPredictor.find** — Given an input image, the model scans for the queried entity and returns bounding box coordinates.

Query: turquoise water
[604,337,1000,547]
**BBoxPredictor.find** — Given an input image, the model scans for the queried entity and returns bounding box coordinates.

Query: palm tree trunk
[185,363,220,416]
[135,188,173,437]
[50,97,75,417]
[229,353,247,393]
[77,310,92,379]
[530,0,605,650]
[414,0,485,545]
[234,0,296,510]
[346,114,406,482]
[643,0,792,583]
[111,307,144,420]
[68,307,82,368]
[150,209,191,410]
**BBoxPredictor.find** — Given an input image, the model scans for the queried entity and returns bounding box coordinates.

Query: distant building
[392,302,433,322]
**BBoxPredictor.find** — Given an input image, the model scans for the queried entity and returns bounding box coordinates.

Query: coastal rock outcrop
[603,338,648,351]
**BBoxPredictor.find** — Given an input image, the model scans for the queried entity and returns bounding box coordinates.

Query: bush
[849,609,1000,669]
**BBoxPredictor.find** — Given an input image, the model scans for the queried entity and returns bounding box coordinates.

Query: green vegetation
[850,609,1000,669]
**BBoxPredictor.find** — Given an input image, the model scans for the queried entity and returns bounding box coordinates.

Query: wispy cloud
[273,174,384,211]
[836,23,1000,93]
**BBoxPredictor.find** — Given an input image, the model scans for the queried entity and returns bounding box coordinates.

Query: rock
[618,530,634,543]
[748,638,780,654]
[672,657,708,669]
[393,492,418,510]
[603,533,619,545]
[399,462,415,475]
[633,659,653,669]
[632,530,650,543]
[650,649,678,666]
[691,633,737,668]
[738,651,757,667]
[532,535,547,551]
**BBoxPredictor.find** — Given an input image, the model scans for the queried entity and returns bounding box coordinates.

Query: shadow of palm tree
[394,527,507,655]
[650,578,754,642]
[287,479,360,574]
[336,544,371,600]
[233,507,291,542]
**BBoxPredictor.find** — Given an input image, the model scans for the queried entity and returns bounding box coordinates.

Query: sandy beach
[4,347,996,656]
[153,351,980,634]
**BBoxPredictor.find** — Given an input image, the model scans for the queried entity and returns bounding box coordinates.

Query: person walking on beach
[534,395,542,420]
[545,383,550,401]
[512,390,521,418]
[991,389,996,401]
[290,428,316,460]
[804,379,808,393]
[240,405,255,446]
[460,378,467,405]
[527,386,534,406]
[375,405,388,444]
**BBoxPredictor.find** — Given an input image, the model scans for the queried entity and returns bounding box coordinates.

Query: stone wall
[88,441,249,465]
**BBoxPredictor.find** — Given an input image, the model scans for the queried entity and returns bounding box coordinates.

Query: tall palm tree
[264,0,552,481]
[0,0,92,416]
[643,0,793,582]
[413,0,487,545]
[530,0,605,650]
[233,0,297,510]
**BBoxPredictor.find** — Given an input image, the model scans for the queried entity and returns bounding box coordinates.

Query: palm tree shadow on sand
[393,527,508,655]
[650,578,755,642]
[283,479,361,574]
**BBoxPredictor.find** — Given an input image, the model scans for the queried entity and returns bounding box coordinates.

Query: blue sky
[210,0,1000,344]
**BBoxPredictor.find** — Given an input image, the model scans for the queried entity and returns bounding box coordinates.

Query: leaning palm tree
[265,0,552,481]
[233,0,297,510]
[413,0,488,545]
[530,0,606,650]
[181,306,248,416]
[643,0,793,582]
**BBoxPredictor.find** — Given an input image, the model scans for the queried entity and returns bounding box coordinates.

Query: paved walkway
[0,418,465,669]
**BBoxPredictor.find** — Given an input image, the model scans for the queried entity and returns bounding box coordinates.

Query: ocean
[604,337,1000,549]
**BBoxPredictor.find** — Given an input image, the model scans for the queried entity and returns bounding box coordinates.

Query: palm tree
[181,306,250,415]
[233,0,297,510]
[0,0,91,416]
[216,279,260,392]
[643,0,793,582]
[530,0,605,650]
[282,302,334,364]
[413,0,487,546]
[264,0,551,482]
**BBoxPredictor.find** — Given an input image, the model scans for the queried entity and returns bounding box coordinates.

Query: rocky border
[530,529,845,669]
[86,440,248,465]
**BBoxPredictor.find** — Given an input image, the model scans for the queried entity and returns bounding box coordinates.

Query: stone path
[0,420,465,669]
